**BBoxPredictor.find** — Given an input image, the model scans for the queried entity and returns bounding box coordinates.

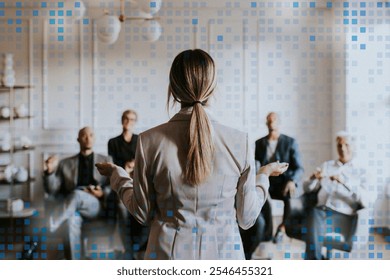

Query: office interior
[0,0,389,260]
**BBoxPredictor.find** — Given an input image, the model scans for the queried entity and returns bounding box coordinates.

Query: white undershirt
[266,140,278,162]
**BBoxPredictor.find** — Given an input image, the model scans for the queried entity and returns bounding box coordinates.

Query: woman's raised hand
[258,161,289,177]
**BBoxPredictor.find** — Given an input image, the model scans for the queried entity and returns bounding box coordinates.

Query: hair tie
[191,101,205,106]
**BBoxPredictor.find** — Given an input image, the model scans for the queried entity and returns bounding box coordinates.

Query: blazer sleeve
[284,138,304,185]
[235,135,270,230]
[109,134,155,225]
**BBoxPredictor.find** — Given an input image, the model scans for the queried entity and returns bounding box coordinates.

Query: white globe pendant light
[96,13,122,45]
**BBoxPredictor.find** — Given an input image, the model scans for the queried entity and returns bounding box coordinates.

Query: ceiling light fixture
[96,0,162,45]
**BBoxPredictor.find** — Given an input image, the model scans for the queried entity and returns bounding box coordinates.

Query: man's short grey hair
[335,130,356,146]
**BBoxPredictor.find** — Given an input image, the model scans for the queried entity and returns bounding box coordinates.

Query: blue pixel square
[49,19,55,24]
[251,2,256,8]
[49,10,55,16]
[0,11,5,17]
[377,2,382,8]
[310,2,315,8]
[369,253,374,259]
[41,2,47,8]
[75,2,81,8]
[343,10,349,16]
[360,2,366,8]
[83,18,89,25]
[58,10,64,16]
[150,2,156,8]
[327,2,332,8]
[33,10,39,16]
[16,2,22,8]
[58,19,64,24]
[7,19,13,24]
[66,10,72,16]
[15,10,22,16]
[24,219,30,225]
[234,244,240,250]
[352,19,358,24]
[352,35,358,41]
[16,19,22,24]
[352,10,357,16]
[149,252,157,259]
[360,27,366,33]
[217,35,223,41]
[343,2,349,8]
[192,18,198,25]
[58,27,64,33]
[310,35,315,41]
[293,2,299,8]
[386,2,390,8]
[24,202,30,208]
[360,11,366,16]
[0,2,4,8]
[284,253,291,258]
[167,210,173,217]
[343,19,349,25]
[58,2,64,8]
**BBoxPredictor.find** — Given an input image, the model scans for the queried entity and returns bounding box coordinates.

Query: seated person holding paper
[303,131,369,260]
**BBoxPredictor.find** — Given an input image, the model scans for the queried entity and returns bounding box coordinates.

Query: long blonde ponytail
[168,49,217,186]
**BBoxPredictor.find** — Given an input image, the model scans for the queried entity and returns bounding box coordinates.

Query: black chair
[284,194,359,259]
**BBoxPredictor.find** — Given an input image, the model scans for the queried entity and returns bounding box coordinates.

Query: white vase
[15,104,28,118]
[2,75,15,87]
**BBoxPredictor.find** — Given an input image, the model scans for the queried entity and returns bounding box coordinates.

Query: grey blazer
[44,153,112,201]
[110,108,269,260]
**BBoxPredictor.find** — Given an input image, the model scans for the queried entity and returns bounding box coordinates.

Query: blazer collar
[168,106,217,123]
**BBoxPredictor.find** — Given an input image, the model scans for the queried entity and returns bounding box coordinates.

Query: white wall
[0,1,388,223]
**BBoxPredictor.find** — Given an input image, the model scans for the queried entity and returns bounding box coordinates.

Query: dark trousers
[304,207,353,260]
[118,204,150,260]
[240,199,273,259]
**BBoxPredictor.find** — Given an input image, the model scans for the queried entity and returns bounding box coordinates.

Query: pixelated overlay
[0,0,389,260]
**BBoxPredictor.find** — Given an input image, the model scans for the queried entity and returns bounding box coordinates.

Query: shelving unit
[0,85,36,211]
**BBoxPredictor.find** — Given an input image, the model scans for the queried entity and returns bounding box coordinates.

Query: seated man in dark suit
[240,112,304,258]
[43,127,114,259]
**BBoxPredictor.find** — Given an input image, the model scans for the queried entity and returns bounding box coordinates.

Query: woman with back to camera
[96,49,288,260]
